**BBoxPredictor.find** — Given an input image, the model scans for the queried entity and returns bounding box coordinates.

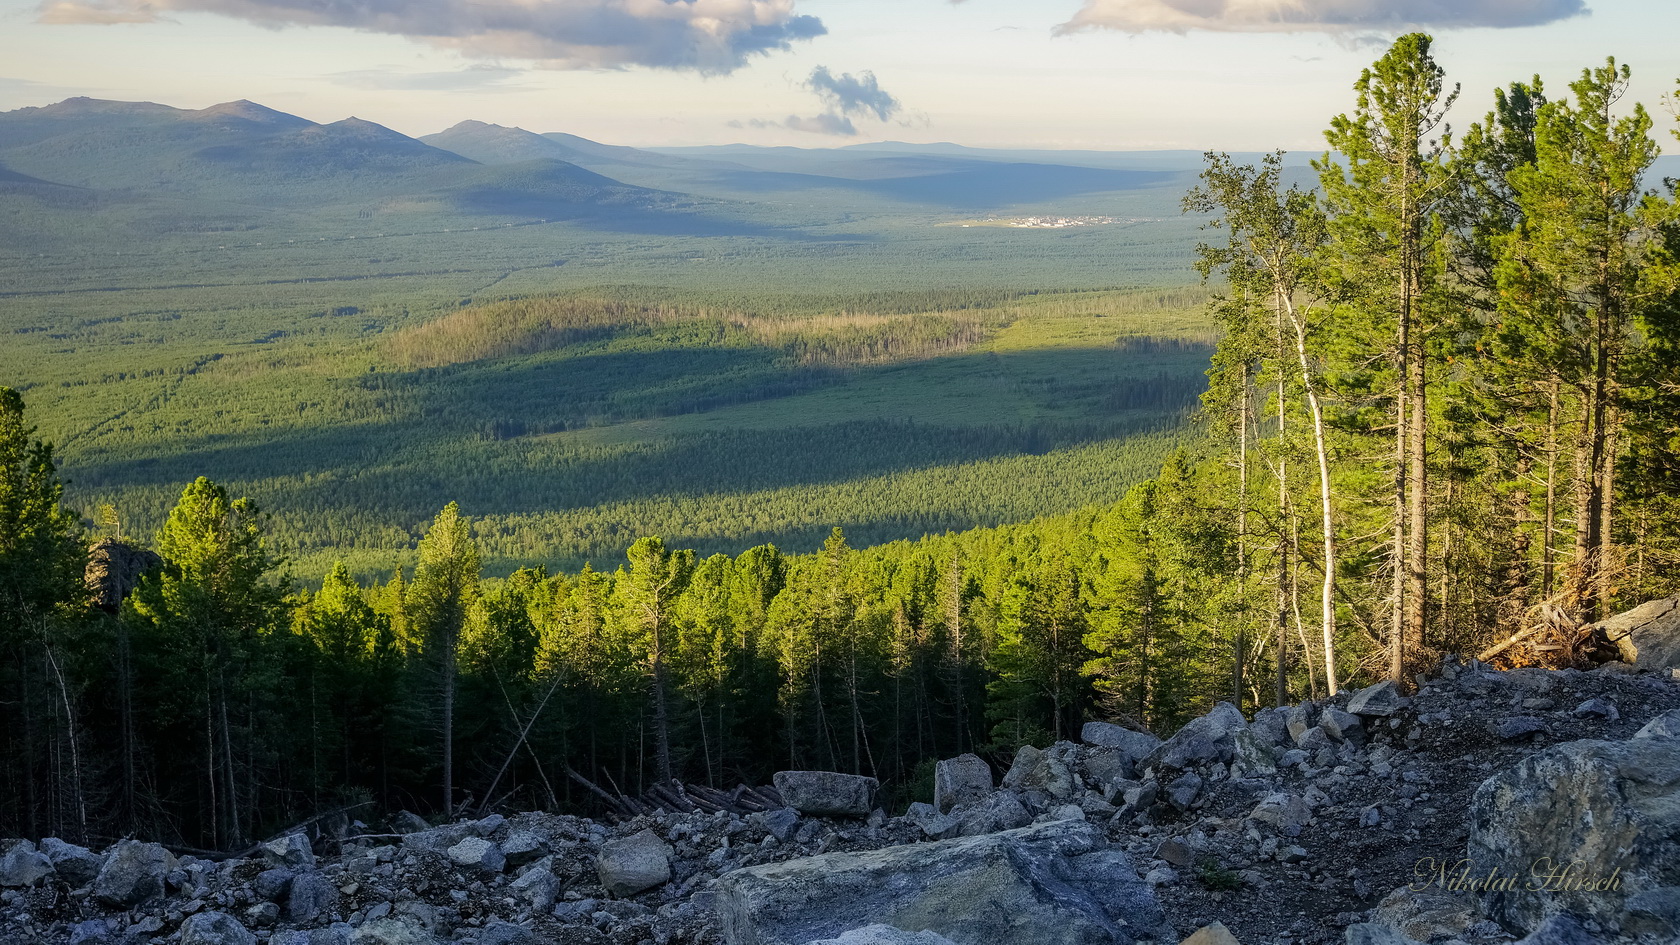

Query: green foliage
[0,387,84,622]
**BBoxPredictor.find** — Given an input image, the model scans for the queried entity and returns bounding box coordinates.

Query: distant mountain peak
[191,100,312,128]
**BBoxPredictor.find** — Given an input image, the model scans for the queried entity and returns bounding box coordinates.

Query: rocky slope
[4,655,1679,945]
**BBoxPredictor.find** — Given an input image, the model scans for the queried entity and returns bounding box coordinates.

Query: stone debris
[2,641,1678,945]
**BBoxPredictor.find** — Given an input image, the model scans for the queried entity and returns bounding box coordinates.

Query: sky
[0,0,1675,152]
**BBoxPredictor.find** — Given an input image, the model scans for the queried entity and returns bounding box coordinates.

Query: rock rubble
[3,655,1678,945]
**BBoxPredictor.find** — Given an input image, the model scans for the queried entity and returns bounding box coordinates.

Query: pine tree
[1319,33,1458,682]
[1503,59,1674,621]
[623,536,695,786]
[408,502,480,814]
[127,478,290,846]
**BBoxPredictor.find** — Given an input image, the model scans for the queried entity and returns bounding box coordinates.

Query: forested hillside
[2,37,1678,856]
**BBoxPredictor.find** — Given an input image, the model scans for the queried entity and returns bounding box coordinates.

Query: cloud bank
[1057,0,1589,35]
[36,0,827,73]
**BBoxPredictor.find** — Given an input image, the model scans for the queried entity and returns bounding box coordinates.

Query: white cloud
[36,0,827,73]
[1057,0,1589,35]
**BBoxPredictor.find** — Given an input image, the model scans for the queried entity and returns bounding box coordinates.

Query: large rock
[179,912,257,945]
[286,870,340,924]
[935,754,994,813]
[509,865,559,911]
[1592,597,1680,669]
[925,790,1032,839]
[93,839,175,907]
[1001,742,1081,804]
[446,836,506,873]
[350,918,436,945]
[1469,736,1680,935]
[1319,708,1366,745]
[596,828,673,897]
[0,840,53,887]
[806,927,958,945]
[773,771,880,818]
[1369,884,1480,942]
[1080,722,1161,761]
[1347,680,1404,717]
[84,538,161,613]
[1179,924,1239,945]
[263,833,316,870]
[715,819,1174,945]
[1634,709,1680,740]
[40,837,104,887]
[1142,702,1273,775]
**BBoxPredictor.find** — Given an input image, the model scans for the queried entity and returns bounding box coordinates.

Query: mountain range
[0,97,1219,228]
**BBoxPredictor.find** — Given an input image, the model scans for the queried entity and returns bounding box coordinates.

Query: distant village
[954,215,1145,228]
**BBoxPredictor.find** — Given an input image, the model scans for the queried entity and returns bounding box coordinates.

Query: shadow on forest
[69,341,1211,531]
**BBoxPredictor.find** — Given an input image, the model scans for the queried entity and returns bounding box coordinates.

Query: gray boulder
[272,929,353,945]
[68,920,114,945]
[805,926,959,945]
[93,839,175,907]
[389,811,430,834]
[1247,707,1291,748]
[0,840,53,887]
[1247,792,1313,832]
[1142,702,1273,775]
[1001,742,1081,804]
[472,921,536,945]
[1592,597,1680,669]
[500,830,546,867]
[750,807,801,842]
[1319,707,1366,745]
[1286,703,1320,744]
[262,832,316,870]
[1164,772,1203,811]
[1343,924,1422,945]
[773,770,880,818]
[1369,884,1480,942]
[40,838,104,887]
[715,819,1174,945]
[1571,697,1618,721]
[509,865,559,911]
[1469,736,1680,935]
[943,790,1031,838]
[1348,680,1404,717]
[935,754,994,813]
[254,868,295,902]
[179,912,257,945]
[350,918,436,945]
[1490,716,1547,740]
[1621,885,1680,941]
[1080,722,1161,761]
[287,870,340,925]
[446,836,506,873]
[1079,750,1134,792]
[596,828,673,897]
[1635,709,1680,739]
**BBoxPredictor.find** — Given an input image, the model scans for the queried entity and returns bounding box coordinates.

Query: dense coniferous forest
[2,36,1679,852]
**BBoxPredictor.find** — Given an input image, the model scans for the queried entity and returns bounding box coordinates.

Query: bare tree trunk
[1543,378,1561,600]
[1234,364,1250,709]
[1391,313,1409,684]
[42,637,87,842]
[442,642,456,813]
[1282,294,1339,694]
